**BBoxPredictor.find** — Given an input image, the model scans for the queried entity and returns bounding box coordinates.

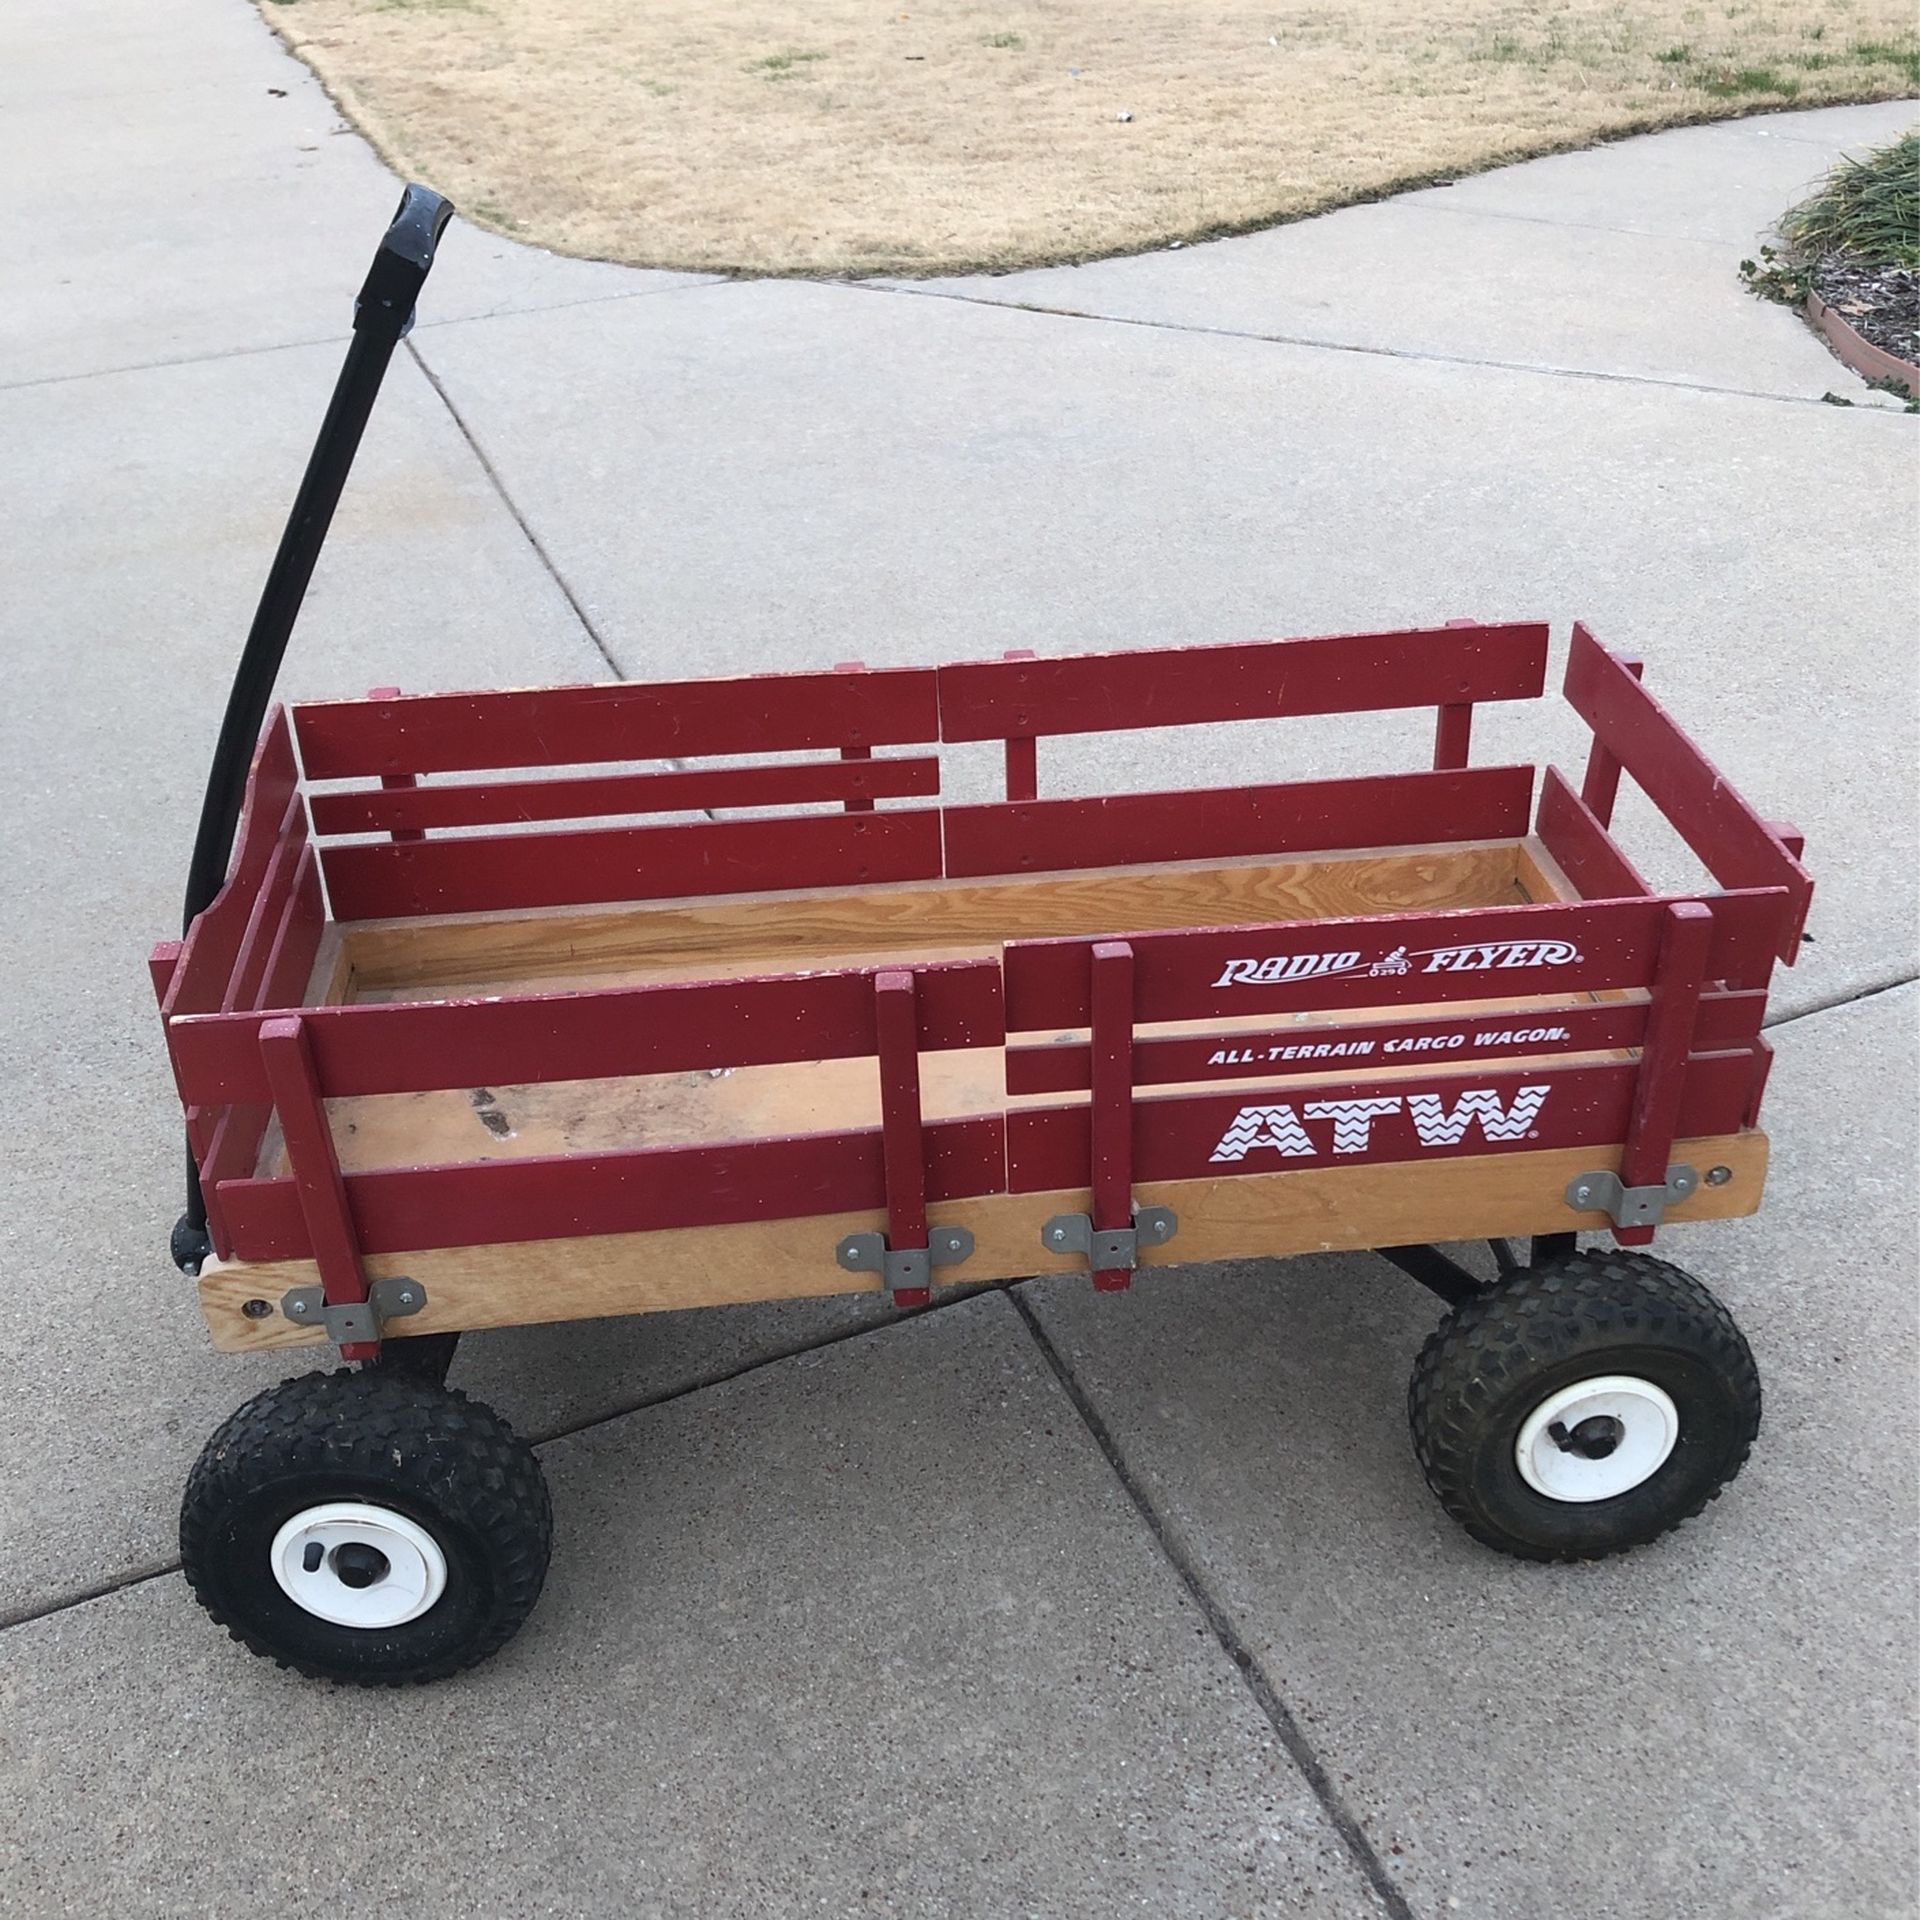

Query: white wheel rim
[270,1502,448,1629]
[1515,1375,1680,1503]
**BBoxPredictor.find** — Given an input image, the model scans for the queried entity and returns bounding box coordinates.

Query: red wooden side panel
[169,959,1006,1106]
[1003,988,1769,1094]
[936,622,1549,741]
[1563,624,1813,957]
[1004,893,1790,1031]
[161,710,301,1020]
[944,766,1534,881]
[218,1115,1008,1260]
[1536,766,1650,903]
[307,756,942,837]
[320,808,944,919]
[293,668,941,780]
[1007,1052,1755,1193]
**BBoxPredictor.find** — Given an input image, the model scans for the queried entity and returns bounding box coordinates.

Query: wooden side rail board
[321,806,946,919]
[1564,622,1813,956]
[1004,890,1793,1028]
[935,621,1550,740]
[1534,767,1651,903]
[307,754,943,837]
[292,665,943,778]
[1005,988,1770,1094]
[197,1128,1768,1351]
[169,958,1006,1105]
[941,765,1534,879]
[217,1114,1011,1260]
[1004,1050,1755,1192]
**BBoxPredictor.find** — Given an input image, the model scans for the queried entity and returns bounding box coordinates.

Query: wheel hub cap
[1515,1376,1679,1502]
[270,1502,447,1628]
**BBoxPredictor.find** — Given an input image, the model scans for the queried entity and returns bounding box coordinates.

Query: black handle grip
[355,183,455,337]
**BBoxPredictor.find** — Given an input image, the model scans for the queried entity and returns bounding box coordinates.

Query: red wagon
[156,194,1813,1684]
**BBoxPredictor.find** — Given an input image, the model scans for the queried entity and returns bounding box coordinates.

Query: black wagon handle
[173,184,454,1271]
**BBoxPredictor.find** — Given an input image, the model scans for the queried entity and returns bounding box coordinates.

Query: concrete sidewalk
[1,1,1915,1913]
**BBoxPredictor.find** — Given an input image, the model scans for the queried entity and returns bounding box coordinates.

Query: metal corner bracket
[1040,1205,1178,1271]
[835,1225,975,1292]
[280,1276,427,1346]
[1564,1165,1699,1230]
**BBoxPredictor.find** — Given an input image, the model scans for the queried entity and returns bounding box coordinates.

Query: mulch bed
[1809,254,1919,366]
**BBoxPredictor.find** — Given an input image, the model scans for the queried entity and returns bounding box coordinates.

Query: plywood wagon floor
[293,838,1586,1176]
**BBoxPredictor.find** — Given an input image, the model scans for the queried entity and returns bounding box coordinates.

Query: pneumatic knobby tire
[181,1368,551,1685]
[1408,1250,1762,1562]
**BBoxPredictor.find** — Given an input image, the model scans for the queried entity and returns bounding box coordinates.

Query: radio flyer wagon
[154,190,1814,1685]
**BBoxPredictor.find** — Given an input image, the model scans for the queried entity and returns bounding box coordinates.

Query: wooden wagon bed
[152,618,1810,1359]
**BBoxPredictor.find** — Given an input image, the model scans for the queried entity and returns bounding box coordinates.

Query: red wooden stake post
[1089,942,1136,1291]
[367,687,424,842]
[1613,900,1713,1247]
[257,1014,378,1361]
[873,971,932,1306]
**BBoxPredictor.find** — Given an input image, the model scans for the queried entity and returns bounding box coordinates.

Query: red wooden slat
[945,766,1534,881]
[1003,989,1769,1095]
[223,813,311,1014]
[218,1116,1008,1260]
[1564,624,1812,957]
[308,756,944,837]
[1089,941,1136,1290]
[293,667,941,779]
[169,959,1006,1105]
[320,807,944,919]
[1006,1053,1754,1194]
[1005,893,1789,1031]
[162,712,300,1020]
[1536,766,1650,903]
[255,849,325,1014]
[874,972,930,1304]
[935,622,1549,742]
[1613,902,1713,1247]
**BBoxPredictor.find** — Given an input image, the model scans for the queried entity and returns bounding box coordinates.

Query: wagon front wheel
[1407,1250,1762,1561]
[181,1368,551,1685]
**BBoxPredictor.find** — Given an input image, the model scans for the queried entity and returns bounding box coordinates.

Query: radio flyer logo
[1211,939,1583,989]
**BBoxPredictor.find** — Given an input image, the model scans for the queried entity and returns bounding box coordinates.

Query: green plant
[1738,243,1811,304]
[1780,129,1920,268]
[981,31,1025,49]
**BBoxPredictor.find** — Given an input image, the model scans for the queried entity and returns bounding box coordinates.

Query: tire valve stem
[302,1542,324,1573]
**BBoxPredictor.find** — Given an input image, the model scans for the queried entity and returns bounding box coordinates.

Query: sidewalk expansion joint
[849,279,1905,413]
[1007,1287,1416,1920]
[0,1559,181,1636]
[1763,969,1919,1032]
[405,337,624,683]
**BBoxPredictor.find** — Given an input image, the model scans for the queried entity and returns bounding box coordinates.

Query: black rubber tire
[1407,1250,1762,1562]
[181,1368,551,1685]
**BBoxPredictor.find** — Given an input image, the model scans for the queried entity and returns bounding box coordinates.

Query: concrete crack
[1008,1287,1416,1920]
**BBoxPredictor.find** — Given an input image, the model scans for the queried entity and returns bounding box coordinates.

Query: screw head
[1706,1164,1734,1187]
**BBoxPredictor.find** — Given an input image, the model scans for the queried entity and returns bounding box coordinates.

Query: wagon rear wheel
[181,1368,551,1684]
[1407,1250,1762,1561]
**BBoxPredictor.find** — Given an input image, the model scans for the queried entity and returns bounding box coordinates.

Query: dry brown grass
[263,0,1919,275]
